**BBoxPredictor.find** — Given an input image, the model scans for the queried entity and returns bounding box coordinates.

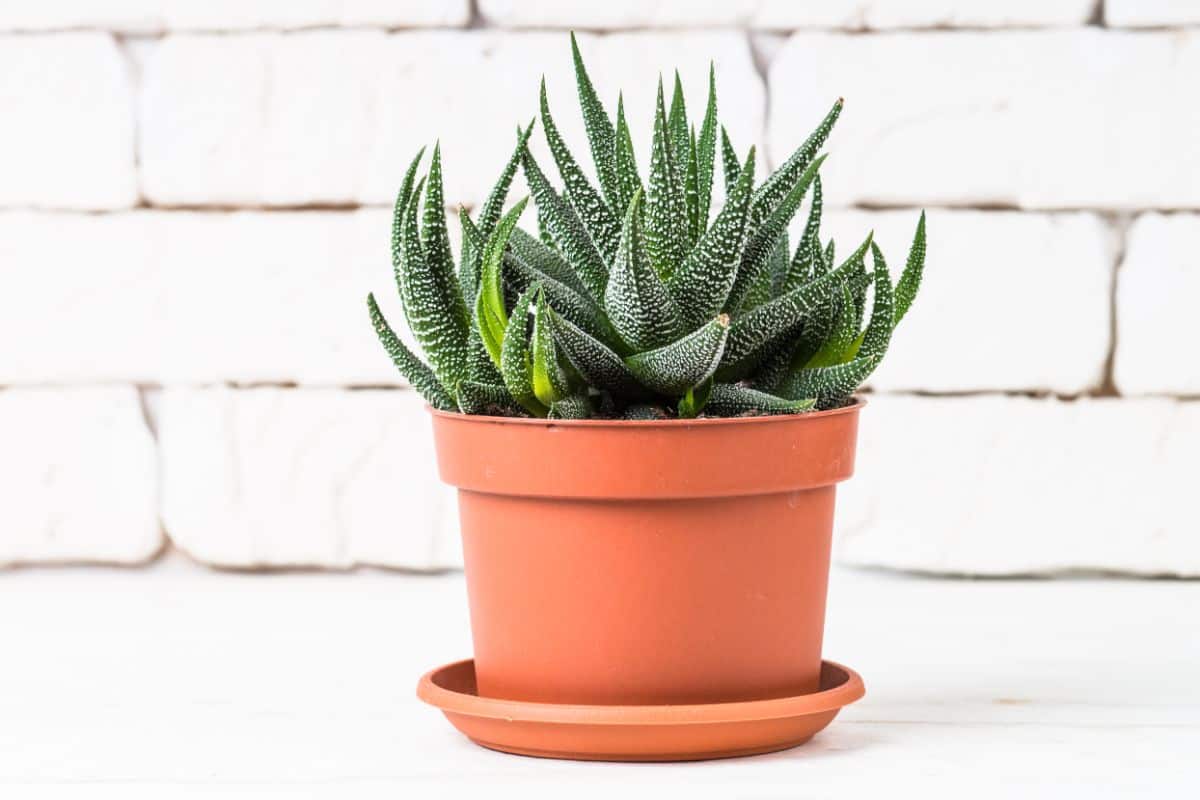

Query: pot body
[430,402,861,706]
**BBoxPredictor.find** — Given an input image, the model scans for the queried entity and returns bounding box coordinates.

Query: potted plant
[369,34,926,761]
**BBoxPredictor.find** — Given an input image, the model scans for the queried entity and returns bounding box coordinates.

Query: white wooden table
[1,557,1195,798]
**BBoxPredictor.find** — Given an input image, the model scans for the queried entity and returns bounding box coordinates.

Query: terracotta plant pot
[430,400,862,706]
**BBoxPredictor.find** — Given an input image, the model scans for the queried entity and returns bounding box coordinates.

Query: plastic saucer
[417,658,864,762]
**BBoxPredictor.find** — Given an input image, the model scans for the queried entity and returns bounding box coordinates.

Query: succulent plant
[368,34,926,419]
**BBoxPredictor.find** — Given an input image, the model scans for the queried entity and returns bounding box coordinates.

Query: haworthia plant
[367,35,928,418]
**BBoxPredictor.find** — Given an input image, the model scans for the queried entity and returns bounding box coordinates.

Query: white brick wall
[0,213,163,383]
[154,210,407,386]
[768,30,1200,210]
[0,387,159,566]
[0,34,136,209]
[0,2,1195,576]
[821,210,1115,393]
[139,31,763,208]
[839,395,1200,576]
[0,1,470,32]
[158,388,459,570]
[1107,0,1200,27]
[479,1,1095,30]
[1114,213,1200,395]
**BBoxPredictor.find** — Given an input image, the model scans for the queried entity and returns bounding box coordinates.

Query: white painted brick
[768,31,1200,210]
[1107,0,1200,27]
[0,387,160,566]
[0,1,468,32]
[0,213,163,383]
[139,31,764,208]
[156,209,413,386]
[0,209,441,386]
[837,395,1200,576]
[1114,213,1200,395]
[158,388,461,570]
[0,34,136,209]
[480,0,1093,29]
[807,210,1114,393]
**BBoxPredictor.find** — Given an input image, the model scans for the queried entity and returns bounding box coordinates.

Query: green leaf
[397,180,470,393]
[476,287,506,370]
[390,147,426,278]
[570,32,620,213]
[780,239,895,408]
[677,377,713,419]
[695,63,718,233]
[779,354,879,411]
[481,199,530,326]
[532,289,572,406]
[748,340,798,393]
[537,206,555,248]
[478,123,535,239]
[728,154,827,313]
[604,190,684,352]
[624,314,730,395]
[508,228,587,293]
[719,126,740,195]
[685,125,701,248]
[779,174,824,294]
[548,394,593,419]
[540,79,621,263]
[521,147,609,303]
[741,233,787,314]
[718,244,865,379]
[499,286,549,417]
[502,225,613,346]
[465,322,503,384]
[666,72,698,245]
[787,237,865,372]
[788,241,874,371]
[614,93,643,219]
[749,98,842,229]
[366,293,455,411]
[894,210,927,326]
[645,77,690,280]
[475,198,529,366]
[668,147,755,327]
[421,143,466,332]
[548,308,647,398]
[456,380,523,416]
[667,71,691,188]
[504,249,612,346]
[458,209,483,309]
[858,242,896,361]
[804,284,858,368]
[706,384,815,416]
[762,233,791,308]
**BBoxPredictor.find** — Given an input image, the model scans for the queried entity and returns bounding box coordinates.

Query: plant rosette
[368,34,927,759]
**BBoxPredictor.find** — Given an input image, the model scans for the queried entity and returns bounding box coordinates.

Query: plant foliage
[369,34,927,419]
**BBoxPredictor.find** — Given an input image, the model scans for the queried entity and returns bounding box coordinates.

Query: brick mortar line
[12,22,1200,36]
[7,204,1200,216]
[1096,212,1132,396]
[0,25,476,38]
[4,384,1197,402]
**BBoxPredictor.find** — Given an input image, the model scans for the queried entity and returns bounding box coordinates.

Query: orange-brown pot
[430,400,862,707]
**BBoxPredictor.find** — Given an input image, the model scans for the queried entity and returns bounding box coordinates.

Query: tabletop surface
[2,557,1195,798]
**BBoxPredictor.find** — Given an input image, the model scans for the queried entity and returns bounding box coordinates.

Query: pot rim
[428,395,866,428]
